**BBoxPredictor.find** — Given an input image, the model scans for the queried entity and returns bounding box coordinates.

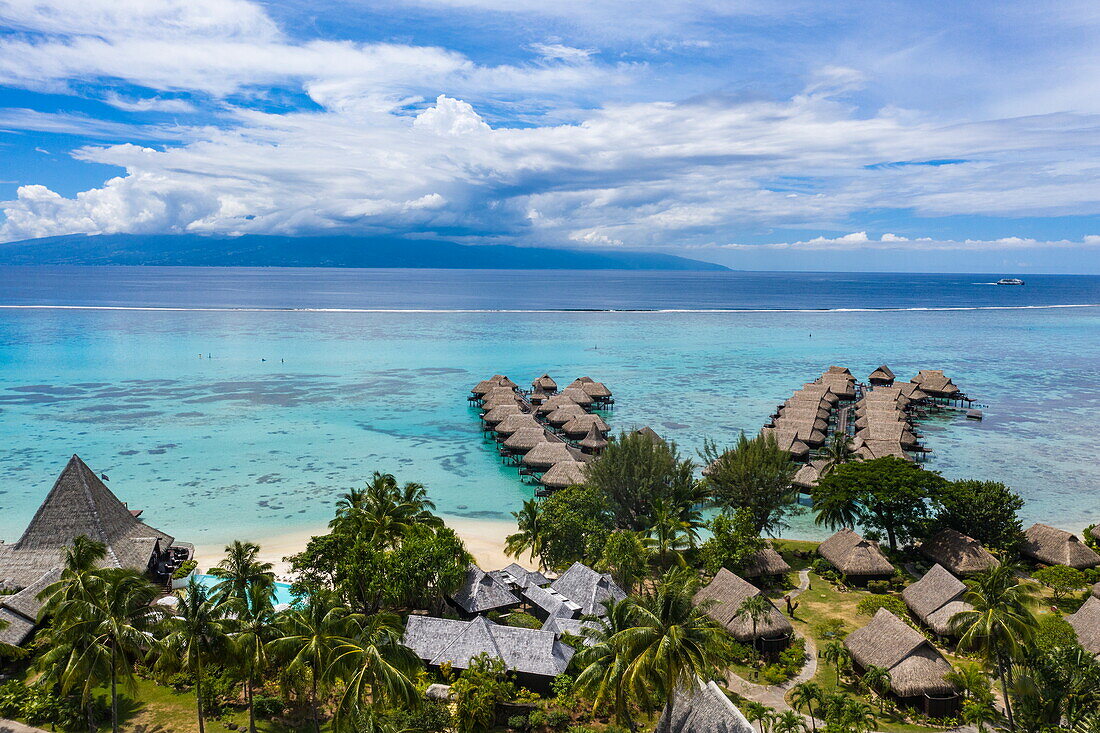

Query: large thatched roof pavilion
[1067,596,1100,656]
[0,455,190,646]
[1021,523,1100,569]
[902,564,973,637]
[845,608,960,717]
[817,528,894,583]
[919,529,999,575]
[693,568,792,651]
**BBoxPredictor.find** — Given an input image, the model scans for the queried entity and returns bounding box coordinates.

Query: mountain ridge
[0,234,728,271]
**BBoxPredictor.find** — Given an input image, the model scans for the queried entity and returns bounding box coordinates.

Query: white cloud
[102,94,197,113]
[716,234,1100,252]
[529,43,596,62]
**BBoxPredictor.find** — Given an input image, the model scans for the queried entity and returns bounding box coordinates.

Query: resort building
[546,561,627,617]
[693,568,792,653]
[1067,596,1099,657]
[844,608,960,717]
[657,679,754,733]
[541,616,599,644]
[1021,523,1100,569]
[817,528,894,584]
[449,565,521,617]
[496,563,549,590]
[0,455,191,647]
[522,583,583,621]
[738,547,792,580]
[403,615,573,690]
[902,564,973,637]
[911,370,966,402]
[919,529,999,575]
[868,365,896,386]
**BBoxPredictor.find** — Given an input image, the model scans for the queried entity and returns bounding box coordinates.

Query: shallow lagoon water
[0,267,1098,547]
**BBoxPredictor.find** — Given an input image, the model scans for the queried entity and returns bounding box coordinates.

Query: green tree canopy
[702,432,800,537]
[537,485,615,570]
[700,508,766,577]
[584,430,697,531]
[929,479,1024,553]
[812,456,947,550]
[1032,565,1088,600]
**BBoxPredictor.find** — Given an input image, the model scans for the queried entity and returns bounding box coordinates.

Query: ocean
[0,266,1098,550]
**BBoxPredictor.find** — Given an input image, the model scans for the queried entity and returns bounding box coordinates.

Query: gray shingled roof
[498,563,550,589]
[523,583,582,619]
[656,679,754,733]
[404,615,574,678]
[549,562,627,617]
[450,566,521,614]
[541,616,599,645]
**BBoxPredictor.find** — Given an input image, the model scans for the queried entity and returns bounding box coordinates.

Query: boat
[996,278,1025,285]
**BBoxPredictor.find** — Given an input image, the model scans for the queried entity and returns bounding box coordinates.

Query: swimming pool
[191,573,299,607]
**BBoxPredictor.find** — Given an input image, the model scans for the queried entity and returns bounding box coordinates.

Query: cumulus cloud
[717,234,1100,252]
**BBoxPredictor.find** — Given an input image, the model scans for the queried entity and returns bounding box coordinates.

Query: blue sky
[2,0,1100,272]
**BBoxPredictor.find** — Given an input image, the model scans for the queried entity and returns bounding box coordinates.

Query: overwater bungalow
[1066,596,1099,656]
[494,413,542,437]
[1021,523,1100,569]
[1091,525,1100,544]
[538,461,588,491]
[792,460,829,490]
[919,529,998,575]
[912,370,965,401]
[634,426,665,444]
[549,561,627,617]
[404,615,573,691]
[449,565,522,617]
[845,608,960,717]
[818,370,857,401]
[657,679,754,733]
[481,392,523,410]
[739,547,793,580]
[0,455,191,647]
[522,442,578,471]
[559,386,595,407]
[761,427,810,461]
[561,413,610,438]
[471,378,503,398]
[868,365,896,386]
[817,528,894,584]
[536,394,579,415]
[578,425,609,454]
[532,374,558,393]
[546,403,587,426]
[896,381,930,402]
[693,568,792,652]
[494,375,519,389]
[502,427,551,454]
[902,564,973,637]
[852,436,911,461]
[482,403,524,425]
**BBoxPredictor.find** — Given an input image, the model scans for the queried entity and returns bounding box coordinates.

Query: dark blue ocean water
[0,266,1098,555]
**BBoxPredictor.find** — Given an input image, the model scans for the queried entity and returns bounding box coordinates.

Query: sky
[2,1,1100,272]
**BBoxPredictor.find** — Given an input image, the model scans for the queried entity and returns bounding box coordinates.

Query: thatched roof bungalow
[522,442,577,470]
[739,548,792,579]
[550,562,627,617]
[920,529,998,575]
[580,381,612,399]
[1067,596,1100,656]
[869,365,896,386]
[852,436,911,461]
[1090,524,1100,543]
[546,404,587,426]
[561,414,610,438]
[897,382,930,401]
[817,528,894,582]
[536,394,578,415]
[559,387,595,407]
[634,426,665,444]
[482,404,523,425]
[761,428,810,461]
[1021,523,1100,569]
[693,569,792,649]
[494,413,541,437]
[449,566,521,616]
[539,461,588,490]
[845,608,960,716]
[404,615,573,690]
[503,427,551,454]
[792,460,828,490]
[532,374,558,392]
[912,370,962,399]
[902,564,973,637]
[578,425,609,454]
[657,679,754,733]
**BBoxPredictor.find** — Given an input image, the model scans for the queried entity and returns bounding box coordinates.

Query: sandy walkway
[191,515,527,577]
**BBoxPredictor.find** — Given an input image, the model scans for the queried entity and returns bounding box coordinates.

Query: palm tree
[962,697,1003,733]
[208,540,274,610]
[821,640,849,685]
[613,569,735,727]
[949,565,1040,732]
[789,681,822,733]
[812,493,860,532]
[356,472,442,548]
[772,709,807,733]
[233,583,279,733]
[505,498,544,567]
[741,700,770,733]
[945,661,993,702]
[734,595,773,652]
[271,591,357,733]
[861,664,891,712]
[643,499,692,568]
[38,534,108,617]
[331,486,370,536]
[329,611,421,730]
[819,432,856,473]
[153,577,231,733]
[841,698,876,733]
[574,599,637,730]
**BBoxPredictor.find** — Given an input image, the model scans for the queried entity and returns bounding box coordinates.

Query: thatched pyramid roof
[1067,596,1100,656]
[902,563,974,635]
[739,547,792,578]
[633,426,665,444]
[404,615,573,678]
[912,370,961,398]
[869,365,896,384]
[559,387,594,406]
[0,455,174,591]
[539,461,588,489]
[503,427,550,453]
[546,404,587,426]
[694,568,792,642]
[578,425,609,452]
[1092,581,1100,599]
[450,566,521,614]
[550,561,627,617]
[1090,525,1100,543]
[920,529,999,575]
[522,442,576,470]
[562,414,610,437]
[580,381,612,398]
[818,528,894,577]
[845,608,958,697]
[532,374,558,391]
[658,679,754,733]
[1021,523,1100,569]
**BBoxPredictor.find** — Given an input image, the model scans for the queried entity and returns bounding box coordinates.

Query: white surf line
[0,303,1098,314]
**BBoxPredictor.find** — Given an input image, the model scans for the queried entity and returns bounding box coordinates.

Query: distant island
[0,233,729,271]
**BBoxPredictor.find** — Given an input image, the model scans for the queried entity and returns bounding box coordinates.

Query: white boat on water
[996,278,1025,285]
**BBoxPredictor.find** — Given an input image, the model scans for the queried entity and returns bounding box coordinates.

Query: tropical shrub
[172,558,198,579]
[451,653,516,733]
[252,695,284,719]
[502,612,543,629]
[1033,564,1088,599]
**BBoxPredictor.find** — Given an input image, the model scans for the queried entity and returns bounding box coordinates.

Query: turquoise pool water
[191,574,298,606]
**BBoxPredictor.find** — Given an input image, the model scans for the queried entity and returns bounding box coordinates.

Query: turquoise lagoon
[0,268,1098,549]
